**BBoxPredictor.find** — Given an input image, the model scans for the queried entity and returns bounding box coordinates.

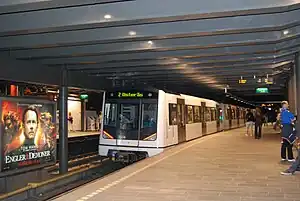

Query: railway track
[45,152,102,174]
[24,159,126,201]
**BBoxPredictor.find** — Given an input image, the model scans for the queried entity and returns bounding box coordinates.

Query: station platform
[52,128,300,201]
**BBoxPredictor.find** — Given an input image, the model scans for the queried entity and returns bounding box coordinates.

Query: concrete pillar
[288,73,296,114]
[81,100,86,131]
[293,62,297,114]
[59,67,68,174]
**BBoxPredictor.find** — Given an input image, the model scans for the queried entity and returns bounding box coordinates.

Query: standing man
[254,107,263,139]
[280,101,295,162]
[281,116,300,175]
[68,112,75,132]
[245,109,254,136]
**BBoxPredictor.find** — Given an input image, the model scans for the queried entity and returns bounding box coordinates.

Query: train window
[236,108,240,119]
[194,106,201,122]
[104,103,117,126]
[140,103,157,141]
[169,104,177,125]
[119,104,139,140]
[211,108,217,121]
[186,105,194,124]
[225,108,229,119]
[205,107,211,122]
[232,109,236,119]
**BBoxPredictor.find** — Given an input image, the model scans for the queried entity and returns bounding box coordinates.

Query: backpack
[246,113,254,122]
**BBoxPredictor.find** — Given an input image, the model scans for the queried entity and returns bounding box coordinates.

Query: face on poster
[1,100,56,171]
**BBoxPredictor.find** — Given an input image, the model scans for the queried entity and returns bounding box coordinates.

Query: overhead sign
[238,79,247,84]
[108,91,157,99]
[118,92,143,98]
[256,88,269,94]
[265,77,273,85]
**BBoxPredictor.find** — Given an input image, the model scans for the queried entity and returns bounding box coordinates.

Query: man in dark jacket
[281,123,300,175]
[254,107,263,139]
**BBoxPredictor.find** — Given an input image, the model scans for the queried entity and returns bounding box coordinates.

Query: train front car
[99,90,161,163]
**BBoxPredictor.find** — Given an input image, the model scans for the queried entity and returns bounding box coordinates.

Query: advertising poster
[1,100,56,172]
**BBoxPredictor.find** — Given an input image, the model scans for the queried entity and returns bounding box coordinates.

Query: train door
[117,100,140,146]
[177,98,186,143]
[216,105,221,131]
[219,104,225,131]
[228,106,232,128]
[201,102,207,135]
[237,107,240,126]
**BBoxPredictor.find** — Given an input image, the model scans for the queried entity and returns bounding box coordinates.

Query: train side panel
[180,94,202,140]
[164,91,181,146]
[205,99,218,134]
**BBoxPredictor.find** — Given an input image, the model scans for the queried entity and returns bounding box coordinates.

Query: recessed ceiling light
[104,14,112,19]
[283,30,289,35]
[147,41,153,45]
[129,31,136,36]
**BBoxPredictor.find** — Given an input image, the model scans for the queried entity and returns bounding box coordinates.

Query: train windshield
[103,102,158,141]
[119,104,139,140]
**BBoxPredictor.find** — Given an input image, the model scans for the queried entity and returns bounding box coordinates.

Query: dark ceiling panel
[0,0,298,34]
[0,0,299,103]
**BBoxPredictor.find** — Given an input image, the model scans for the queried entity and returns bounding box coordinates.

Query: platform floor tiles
[51,127,300,201]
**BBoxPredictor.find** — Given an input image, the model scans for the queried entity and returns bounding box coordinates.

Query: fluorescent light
[104,14,112,19]
[129,31,136,36]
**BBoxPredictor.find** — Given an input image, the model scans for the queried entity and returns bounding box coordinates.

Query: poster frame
[0,96,57,176]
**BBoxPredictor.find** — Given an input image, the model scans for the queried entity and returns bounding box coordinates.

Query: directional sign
[238,79,247,84]
[80,94,88,100]
[256,88,269,94]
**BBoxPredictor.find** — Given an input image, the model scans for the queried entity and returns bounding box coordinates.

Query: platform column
[59,67,69,174]
[293,62,298,114]
[295,53,300,132]
[81,100,86,131]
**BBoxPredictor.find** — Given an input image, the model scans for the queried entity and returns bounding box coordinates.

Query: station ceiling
[1,0,300,103]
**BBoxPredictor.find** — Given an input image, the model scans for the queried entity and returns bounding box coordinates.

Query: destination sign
[108,91,157,99]
[118,92,143,98]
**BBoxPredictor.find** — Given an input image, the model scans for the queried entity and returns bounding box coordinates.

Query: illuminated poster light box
[0,97,57,172]
[256,88,269,94]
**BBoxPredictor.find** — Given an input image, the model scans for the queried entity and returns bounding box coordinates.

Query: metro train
[99,90,247,163]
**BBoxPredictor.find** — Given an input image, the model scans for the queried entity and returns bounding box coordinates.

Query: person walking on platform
[280,101,295,162]
[281,130,300,175]
[245,109,255,136]
[273,111,281,131]
[254,107,263,139]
